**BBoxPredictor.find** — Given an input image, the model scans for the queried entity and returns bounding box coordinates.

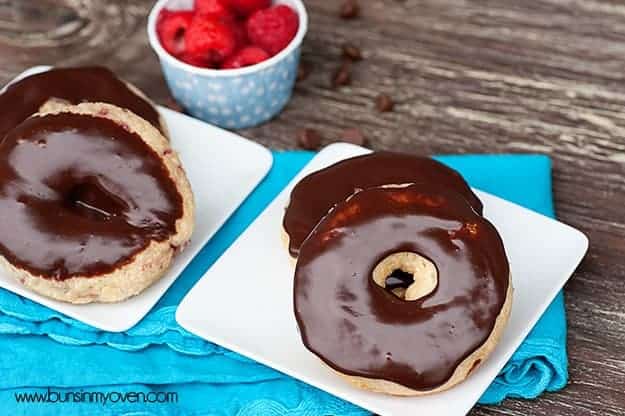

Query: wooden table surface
[0,1,623,415]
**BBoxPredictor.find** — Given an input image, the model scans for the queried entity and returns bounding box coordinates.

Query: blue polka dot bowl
[148,0,308,130]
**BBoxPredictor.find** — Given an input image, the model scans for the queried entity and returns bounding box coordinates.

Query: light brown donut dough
[0,102,194,304]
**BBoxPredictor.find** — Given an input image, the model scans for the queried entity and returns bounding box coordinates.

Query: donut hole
[64,178,127,221]
[372,252,438,301]
[385,269,415,299]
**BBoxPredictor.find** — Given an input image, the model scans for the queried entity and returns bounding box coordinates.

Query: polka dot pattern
[161,48,301,129]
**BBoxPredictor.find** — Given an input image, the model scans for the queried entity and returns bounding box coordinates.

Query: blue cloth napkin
[0,152,567,415]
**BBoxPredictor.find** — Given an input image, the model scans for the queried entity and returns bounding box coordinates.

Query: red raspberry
[222,46,270,69]
[229,0,271,17]
[229,18,249,49]
[194,0,235,20]
[185,16,237,64]
[156,10,194,57]
[195,0,249,49]
[180,52,213,68]
[246,5,298,56]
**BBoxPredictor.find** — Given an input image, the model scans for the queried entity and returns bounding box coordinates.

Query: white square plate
[0,67,273,332]
[176,142,588,416]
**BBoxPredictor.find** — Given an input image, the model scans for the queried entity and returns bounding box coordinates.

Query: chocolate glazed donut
[0,112,180,278]
[283,152,483,257]
[294,184,511,395]
[0,67,165,139]
[0,103,194,303]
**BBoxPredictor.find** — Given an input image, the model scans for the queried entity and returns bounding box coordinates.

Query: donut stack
[283,152,512,396]
[0,67,194,304]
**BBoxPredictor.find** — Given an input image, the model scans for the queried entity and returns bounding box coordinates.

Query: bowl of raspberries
[148,0,307,129]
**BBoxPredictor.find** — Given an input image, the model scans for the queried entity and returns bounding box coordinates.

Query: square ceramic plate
[177,142,589,416]
[0,66,273,332]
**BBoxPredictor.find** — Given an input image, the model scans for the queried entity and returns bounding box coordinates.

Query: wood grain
[0,0,624,414]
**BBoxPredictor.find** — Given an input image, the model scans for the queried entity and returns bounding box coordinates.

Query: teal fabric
[0,152,567,415]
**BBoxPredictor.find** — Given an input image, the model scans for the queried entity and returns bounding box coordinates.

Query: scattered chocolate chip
[297,128,323,150]
[375,93,395,112]
[342,43,363,61]
[332,61,352,88]
[339,0,360,19]
[340,128,366,146]
[297,63,310,82]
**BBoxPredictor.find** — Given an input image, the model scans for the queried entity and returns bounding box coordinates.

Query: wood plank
[0,0,623,414]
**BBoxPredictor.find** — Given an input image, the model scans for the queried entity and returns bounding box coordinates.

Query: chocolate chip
[332,61,352,88]
[340,128,366,146]
[297,128,323,150]
[297,63,310,82]
[342,43,363,61]
[375,93,395,112]
[339,0,360,19]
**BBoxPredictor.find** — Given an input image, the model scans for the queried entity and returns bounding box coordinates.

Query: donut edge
[0,102,194,304]
[0,240,176,304]
[37,79,170,141]
[282,183,479,259]
[333,276,513,396]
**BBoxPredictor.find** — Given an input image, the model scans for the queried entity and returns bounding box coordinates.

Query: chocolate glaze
[0,67,162,139]
[294,184,509,390]
[0,113,183,280]
[283,152,483,257]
